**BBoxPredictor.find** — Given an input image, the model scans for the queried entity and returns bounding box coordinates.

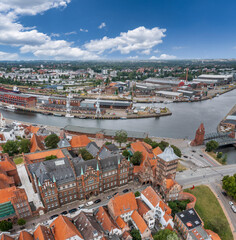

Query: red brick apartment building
[0,92,36,107]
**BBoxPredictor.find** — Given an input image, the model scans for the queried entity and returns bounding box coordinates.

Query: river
[1,89,236,163]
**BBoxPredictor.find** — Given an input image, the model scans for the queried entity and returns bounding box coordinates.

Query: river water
[1,89,236,163]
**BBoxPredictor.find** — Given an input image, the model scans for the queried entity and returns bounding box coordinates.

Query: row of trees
[0,218,26,231]
[3,139,30,156]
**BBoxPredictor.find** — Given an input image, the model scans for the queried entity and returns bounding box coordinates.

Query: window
[74,194,77,198]
[65,197,68,201]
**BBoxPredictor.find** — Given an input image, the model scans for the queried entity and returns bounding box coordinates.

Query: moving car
[231,205,236,213]
[113,192,118,197]
[222,192,227,196]
[229,201,234,206]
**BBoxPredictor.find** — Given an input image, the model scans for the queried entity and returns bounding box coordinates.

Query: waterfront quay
[218,104,236,133]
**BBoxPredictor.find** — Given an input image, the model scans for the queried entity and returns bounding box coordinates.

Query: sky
[0,0,236,61]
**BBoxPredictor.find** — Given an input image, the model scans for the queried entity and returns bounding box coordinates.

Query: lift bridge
[204,132,236,147]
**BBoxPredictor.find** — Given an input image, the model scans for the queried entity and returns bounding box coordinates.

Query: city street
[176,164,236,188]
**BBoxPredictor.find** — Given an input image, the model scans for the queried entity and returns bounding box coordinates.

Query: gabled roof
[0,154,16,172]
[25,125,40,134]
[33,225,54,240]
[18,231,34,240]
[108,192,137,218]
[30,134,46,153]
[50,215,83,240]
[153,146,162,156]
[86,142,99,157]
[0,234,14,240]
[115,216,127,229]
[70,135,91,148]
[57,137,71,149]
[95,206,118,232]
[136,199,150,217]
[141,186,171,214]
[0,186,28,204]
[131,210,148,234]
[24,149,65,162]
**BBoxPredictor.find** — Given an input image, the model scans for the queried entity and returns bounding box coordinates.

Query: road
[210,183,236,235]
[176,164,236,188]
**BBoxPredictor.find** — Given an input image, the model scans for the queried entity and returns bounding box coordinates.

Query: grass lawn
[177,162,187,172]
[185,185,233,240]
[207,151,226,165]
[13,157,23,165]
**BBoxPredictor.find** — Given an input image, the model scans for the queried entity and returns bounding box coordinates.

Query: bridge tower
[191,123,205,146]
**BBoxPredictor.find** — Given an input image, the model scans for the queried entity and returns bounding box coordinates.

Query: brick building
[0,186,32,222]
[25,149,133,211]
[0,92,36,107]
[191,123,205,146]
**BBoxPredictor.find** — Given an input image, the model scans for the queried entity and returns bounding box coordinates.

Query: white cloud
[128,56,139,59]
[65,31,77,35]
[150,54,176,60]
[0,0,71,16]
[0,51,18,60]
[0,1,99,60]
[85,26,166,55]
[173,46,184,50]
[98,22,106,29]
[51,33,60,37]
[80,28,88,32]
[140,49,151,55]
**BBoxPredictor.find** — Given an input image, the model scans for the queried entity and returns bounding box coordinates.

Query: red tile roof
[30,134,46,153]
[115,216,127,229]
[137,199,150,217]
[0,234,14,240]
[109,192,137,218]
[153,146,163,156]
[50,215,83,240]
[18,231,34,240]
[131,210,148,234]
[0,186,28,204]
[95,206,118,232]
[33,225,54,240]
[70,135,91,148]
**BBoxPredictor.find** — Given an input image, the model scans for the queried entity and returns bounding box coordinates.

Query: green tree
[115,130,128,147]
[222,174,236,200]
[205,140,219,152]
[171,145,182,157]
[159,141,169,151]
[153,229,179,240]
[122,149,131,159]
[131,151,142,166]
[45,134,60,149]
[0,220,13,231]
[78,148,94,160]
[3,140,19,156]
[18,139,31,153]
[17,218,26,226]
[130,229,141,240]
[105,141,112,145]
[222,154,227,164]
[143,138,159,149]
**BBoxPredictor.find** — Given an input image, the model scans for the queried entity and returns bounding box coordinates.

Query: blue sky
[0,0,236,60]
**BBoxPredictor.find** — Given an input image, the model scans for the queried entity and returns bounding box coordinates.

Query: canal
[1,89,236,163]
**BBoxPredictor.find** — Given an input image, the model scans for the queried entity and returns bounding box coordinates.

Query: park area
[185,185,233,240]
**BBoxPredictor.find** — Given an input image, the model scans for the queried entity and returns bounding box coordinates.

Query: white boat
[53,113,62,117]
[120,117,127,120]
[6,105,16,111]
[79,114,86,119]
[65,113,74,118]
[163,100,172,104]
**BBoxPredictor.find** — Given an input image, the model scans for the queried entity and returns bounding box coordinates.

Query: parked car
[60,211,68,215]
[68,208,77,214]
[231,205,236,213]
[107,195,112,200]
[50,214,59,220]
[199,154,203,157]
[86,201,94,206]
[192,150,196,153]
[229,201,234,206]
[78,204,85,209]
[94,199,101,204]
[113,192,118,197]
[123,189,129,193]
[183,155,188,158]
[222,192,227,196]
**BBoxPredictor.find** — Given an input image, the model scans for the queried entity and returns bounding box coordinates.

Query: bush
[17,218,26,226]
[45,155,57,161]
[153,229,178,240]
[168,200,190,216]
[0,220,13,231]
[217,152,223,159]
[131,151,142,165]
[135,191,140,197]
[78,148,94,160]
[158,141,169,151]
[143,137,159,149]
[105,141,112,145]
